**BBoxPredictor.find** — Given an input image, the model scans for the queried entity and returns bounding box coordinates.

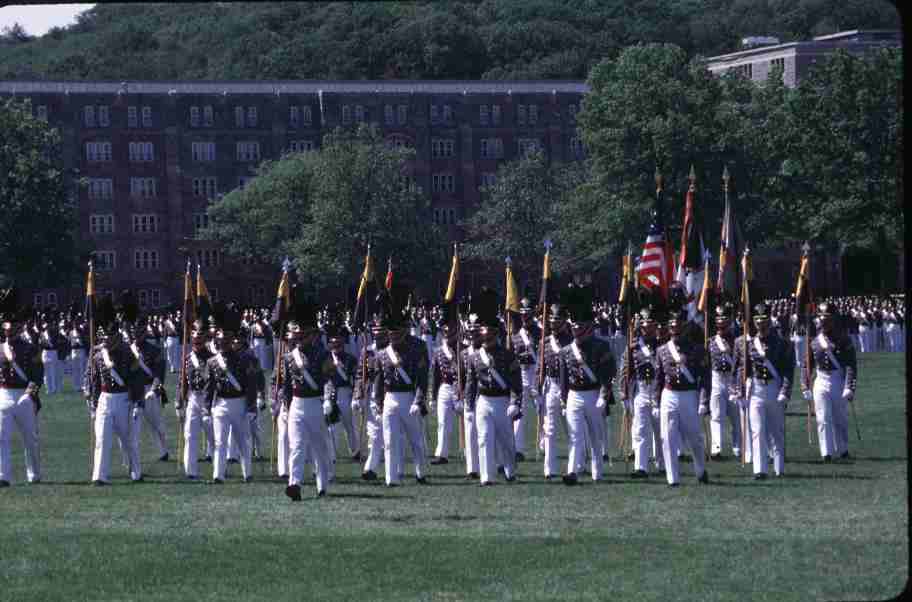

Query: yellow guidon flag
[794,251,809,301]
[356,244,375,302]
[504,257,520,313]
[740,247,752,305]
[85,260,95,298]
[696,252,712,313]
[444,244,459,303]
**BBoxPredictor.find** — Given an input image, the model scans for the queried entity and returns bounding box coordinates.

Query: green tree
[0,98,78,287]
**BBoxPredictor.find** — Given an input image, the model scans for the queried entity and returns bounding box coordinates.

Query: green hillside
[0,0,901,81]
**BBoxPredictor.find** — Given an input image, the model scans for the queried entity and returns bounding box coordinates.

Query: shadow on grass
[327,492,393,499]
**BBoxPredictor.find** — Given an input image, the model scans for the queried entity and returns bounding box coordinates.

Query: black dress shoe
[158,452,170,462]
[656,469,667,477]
[515,452,526,463]
[630,469,648,479]
[753,473,767,480]
[562,473,578,486]
[227,458,239,465]
[132,477,144,483]
[316,489,326,498]
[201,455,213,463]
[479,481,494,487]
[505,475,517,483]
[668,483,680,488]
[212,478,224,485]
[430,456,449,465]
[626,452,635,461]
[710,452,723,461]
[416,476,430,485]
[285,484,302,501]
[361,470,377,481]
[186,475,199,481]
[92,480,109,487]
[823,455,832,464]
[0,480,10,488]
[497,466,505,475]
[544,475,555,482]
[465,472,479,481]
[243,476,253,483]
[351,452,362,462]
[678,454,692,462]
[839,451,851,460]
[385,483,399,488]
[697,471,709,484]
[278,473,288,480]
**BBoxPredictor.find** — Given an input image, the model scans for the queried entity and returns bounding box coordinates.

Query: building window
[398,105,408,125]
[341,105,351,125]
[192,141,216,162]
[442,105,453,123]
[137,289,148,309]
[529,104,538,125]
[129,142,154,162]
[246,106,258,127]
[480,173,497,188]
[769,57,785,80]
[83,106,95,128]
[133,249,159,270]
[141,106,152,127]
[289,140,315,153]
[570,136,584,159]
[479,105,489,126]
[433,208,458,225]
[431,173,455,193]
[354,105,365,122]
[32,294,42,308]
[384,104,394,125]
[203,105,214,127]
[87,178,113,200]
[568,104,578,121]
[92,251,115,271]
[302,105,312,125]
[97,105,110,127]
[247,285,266,305]
[196,249,221,268]
[235,106,245,128]
[209,288,219,302]
[517,104,527,126]
[89,214,115,234]
[192,177,218,198]
[431,138,455,158]
[150,289,161,308]
[518,138,540,158]
[190,106,200,127]
[236,141,260,162]
[399,175,418,193]
[193,212,210,234]
[480,138,504,159]
[491,104,501,125]
[132,214,158,234]
[85,141,112,162]
[430,104,440,125]
[130,177,157,199]
[128,105,138,128]
[36,105,47,122]
[289,105,299,128]
[734,63,754,79]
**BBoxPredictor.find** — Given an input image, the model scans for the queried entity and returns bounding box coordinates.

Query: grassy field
[0,352,906,602]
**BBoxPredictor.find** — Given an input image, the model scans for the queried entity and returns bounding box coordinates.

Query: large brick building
[0,80,587,309]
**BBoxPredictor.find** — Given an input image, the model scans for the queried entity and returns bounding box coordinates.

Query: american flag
[636,180,674,298]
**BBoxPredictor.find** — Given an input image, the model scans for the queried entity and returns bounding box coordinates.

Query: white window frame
[98,105,110,127]
[480,172,497,188]
[354,105,365,122]
[130,177,157,199]
[479,104,489,126]
[290,140,315,153]
[132,214,158,234]
[95,251,116,271]
[192,177,218,198]
[491,104,501,125]
[203,105,214,127]
[289,105,299,128]
[128,105,138,128]
[384,104,394,125]
[33,294,43,308]
[529,104,538,125]
[518,138,540,158]
[133,249,160,270]
[83,106,95,128]
[87,178,113,200]
[192,141,216,162]
[442,105,452,123]
[190,106,200,127]
[397,104,407,125]
[137,289,149,309]
[193,212,210,234]
[236,141,260,162]
[150,289,161,309]
[430,104,440,125]
[517,104,527,126]
[302,105,312,125]
[129,142,154,162]
[431,173,455,193]
[85,142,112,162]
[235,106,245,128]
[89,213,115,234]
[141,106,152,127]
[196,249,221,268]
[431,138,455,158]
[341,105,351,125]
[570,136,584,159]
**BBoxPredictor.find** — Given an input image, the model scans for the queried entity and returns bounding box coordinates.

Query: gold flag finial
[654,168,663,191]
[689,164,696,184]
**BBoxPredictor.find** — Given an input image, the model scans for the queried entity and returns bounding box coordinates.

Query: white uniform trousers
[275,403,289,476]
[792,335,807,374]
[632,389,664,472]
[710,372,742,456]
[130,384,168,460]
[251,338,269,372]
[857,326,870,353]
[212,397,251,481]
[565,389,604,480]
[288,396,331,492]
[382,391,426,485]
[434,383,457,458]
[813,370,849,458]
[0,388,41,483]
[93,392,141,482]
[541,377,563,477]
[165,337,180,373]
[70,349,87,392]
[463,405,480,476]
[660,388,706,485]
[361,394,383,475]
[182,391,210,477]
[475,394,516,483]
[513,364,537,456]
[747,378,785,476]
[41,350,60,394]
[330,386,359,456]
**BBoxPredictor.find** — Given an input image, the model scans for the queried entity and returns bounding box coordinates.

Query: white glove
[351,398,361,413]
[132,406,142,421]
[175,405,185,418]
[152,377,161,388]
[777,393,787,404]
[409,403,421,416]
[454,399,464,413]
[507,404,520,418]
[257,394,266,410]
[370,402,381,416]
[561,406,567,417]
[322,400,333,416]
[595,398,606,411]
[802,389,813,402]
[842,388,854,402]
[698,403,709,416]
[144,387,157,402]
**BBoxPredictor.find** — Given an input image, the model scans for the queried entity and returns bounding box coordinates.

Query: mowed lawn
[0,352,906,602]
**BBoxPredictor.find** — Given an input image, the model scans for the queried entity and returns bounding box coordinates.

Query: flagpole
[535,240,551,460]
[86,259,95,479]
[176,257,192,475]
[740,246,752,466]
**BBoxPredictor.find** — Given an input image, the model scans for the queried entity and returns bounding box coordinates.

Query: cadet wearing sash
[326,317,360,462]
[510,298,540,462]
[541,301,573,480]
[705,302,742,460]
[353,318,389,481]
[623,305,666,478]
[430,305,460,465]
[176,330,213,479]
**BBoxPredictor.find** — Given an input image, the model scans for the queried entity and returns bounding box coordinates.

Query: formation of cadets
[0,282,904,495]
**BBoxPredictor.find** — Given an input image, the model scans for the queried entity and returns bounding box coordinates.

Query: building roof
[703,29,901,66]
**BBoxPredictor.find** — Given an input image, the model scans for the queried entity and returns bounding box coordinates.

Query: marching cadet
[226,327,267,463]
[540,297,573,480]
[175,329,213,479]
[204,303,260,484]
[703,301,742,460]
[655,303,710,487]
[0,287,44,486]
[326,315,360,462]
[84,295,143,485]
[459,312,482,480]
[463,287,523,486]
[733,303,794,479]
[622,305,666,478]
[560,284,616,485]
[371,284,431,487]
[163,310,182,374]
[510,298,539,463]
[353,315,390,481]
[279,296,337,500]
[430,304,460,465]
[38,316,64,394]
[68,312,89,393]
[803,302,857,462]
